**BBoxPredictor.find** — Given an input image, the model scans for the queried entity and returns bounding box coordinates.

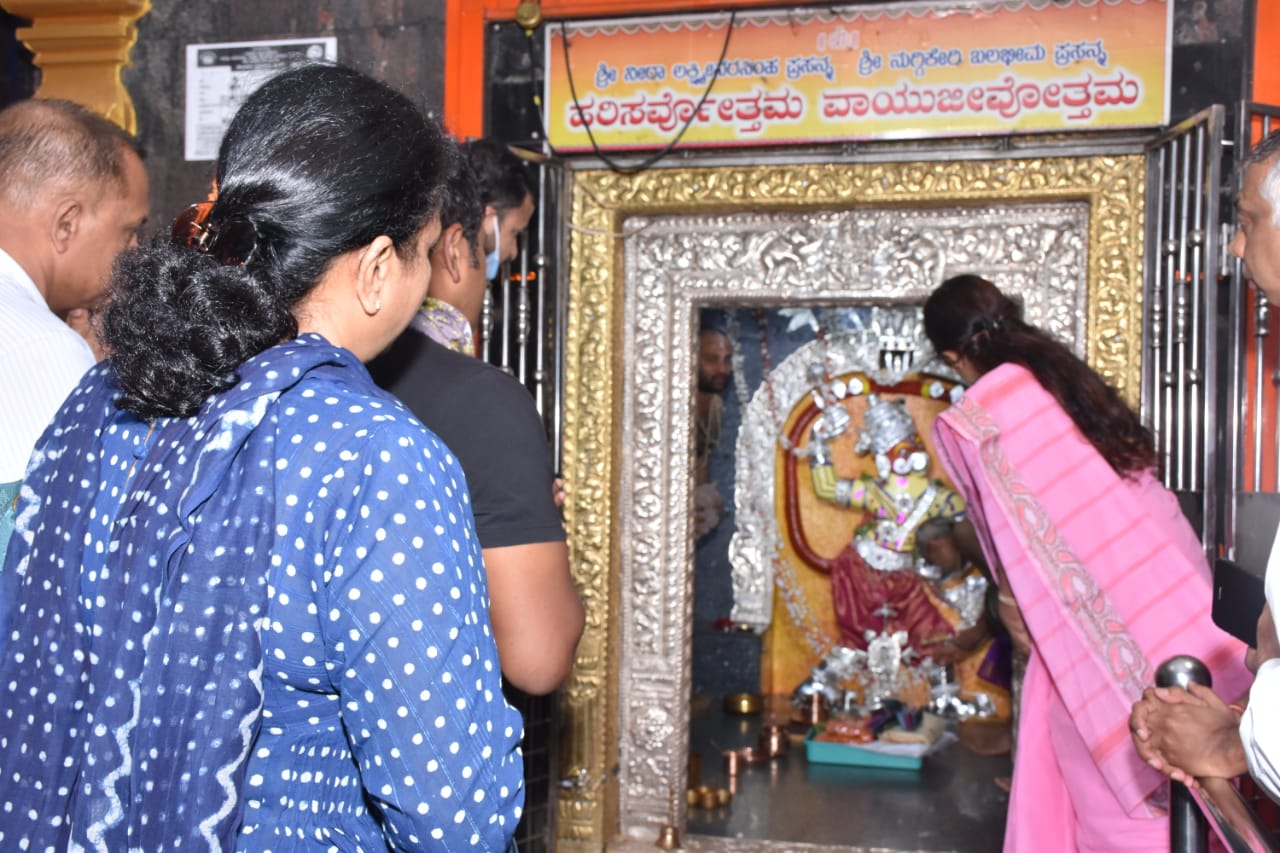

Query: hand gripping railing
[1158,657,1279,853]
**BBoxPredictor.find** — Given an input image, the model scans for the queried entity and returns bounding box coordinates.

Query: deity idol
[805,393,966,659]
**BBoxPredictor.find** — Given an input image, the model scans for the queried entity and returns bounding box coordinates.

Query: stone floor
[686,694,1012,851]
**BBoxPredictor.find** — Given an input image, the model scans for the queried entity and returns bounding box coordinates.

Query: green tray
[804,726,924,771]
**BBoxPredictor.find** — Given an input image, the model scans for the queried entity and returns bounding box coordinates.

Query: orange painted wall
[1257,1,1280,106]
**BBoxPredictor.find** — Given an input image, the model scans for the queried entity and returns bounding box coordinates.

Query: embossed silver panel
[614,202,1088,844]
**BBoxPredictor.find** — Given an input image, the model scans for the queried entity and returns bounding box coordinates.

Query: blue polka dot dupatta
[0,334,524,851]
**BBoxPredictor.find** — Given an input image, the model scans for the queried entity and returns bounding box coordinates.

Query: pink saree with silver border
[932,363,1250,852]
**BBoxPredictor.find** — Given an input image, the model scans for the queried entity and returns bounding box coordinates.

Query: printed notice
[184,38,338,161]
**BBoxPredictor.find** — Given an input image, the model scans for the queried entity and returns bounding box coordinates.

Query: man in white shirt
[0,99,149,488]
[1130,129,1280,800]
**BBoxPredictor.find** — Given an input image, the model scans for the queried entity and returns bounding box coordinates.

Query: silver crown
[853,394,918,456]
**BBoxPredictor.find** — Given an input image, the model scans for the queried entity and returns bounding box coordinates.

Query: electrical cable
[526,11,738,176]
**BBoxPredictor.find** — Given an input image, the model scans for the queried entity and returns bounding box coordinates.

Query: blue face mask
[484,214,501,280]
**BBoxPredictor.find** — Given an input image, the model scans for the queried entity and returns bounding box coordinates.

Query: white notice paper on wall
[184,37,338,161]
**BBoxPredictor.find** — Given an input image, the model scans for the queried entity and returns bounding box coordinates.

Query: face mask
[484,214,501,280]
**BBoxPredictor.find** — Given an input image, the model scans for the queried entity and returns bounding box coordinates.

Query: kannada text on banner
[543,0,1170,151]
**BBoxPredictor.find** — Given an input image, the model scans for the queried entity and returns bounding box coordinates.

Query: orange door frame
[1256,1,1278,107]
[443,0,784,139]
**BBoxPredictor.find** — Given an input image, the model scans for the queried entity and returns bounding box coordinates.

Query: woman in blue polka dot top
[0,64,524,851]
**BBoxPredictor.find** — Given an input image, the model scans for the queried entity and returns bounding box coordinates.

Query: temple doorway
[554,148,1146,850]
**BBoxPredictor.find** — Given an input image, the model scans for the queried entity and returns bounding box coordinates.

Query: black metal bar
[1189,778,1279,853]
[1157,656,1212,853]
[1156,656,1280,852]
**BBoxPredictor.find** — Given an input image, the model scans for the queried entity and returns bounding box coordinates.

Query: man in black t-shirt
[375,333,566,550]
[370,143,583,694]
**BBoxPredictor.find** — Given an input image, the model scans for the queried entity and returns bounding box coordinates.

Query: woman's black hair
[923,274,1157,476]
[102,64,449,418]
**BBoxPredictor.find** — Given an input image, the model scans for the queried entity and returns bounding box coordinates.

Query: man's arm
[1131,604,1280,790]
[484,540,583,695]
[1241,604,1280,799]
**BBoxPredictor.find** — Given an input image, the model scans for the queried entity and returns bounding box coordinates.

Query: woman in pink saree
[923,275,1251,851]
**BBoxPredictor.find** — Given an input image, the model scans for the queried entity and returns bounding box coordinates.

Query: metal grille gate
[1141,102,1280,567]
[476,154,570,853]
[479,154,568,462]
[1143,105,1230,556]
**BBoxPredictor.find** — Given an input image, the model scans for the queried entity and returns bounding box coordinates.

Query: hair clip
[170,202,258,267]
[971,317,1004,338]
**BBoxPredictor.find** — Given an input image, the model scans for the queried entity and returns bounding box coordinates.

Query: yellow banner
[544,0,1169,151]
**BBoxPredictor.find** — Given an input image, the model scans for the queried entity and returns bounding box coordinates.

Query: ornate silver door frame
[555,145,1148,851]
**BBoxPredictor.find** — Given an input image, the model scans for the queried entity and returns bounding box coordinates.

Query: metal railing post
[1158,656,1213,853]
